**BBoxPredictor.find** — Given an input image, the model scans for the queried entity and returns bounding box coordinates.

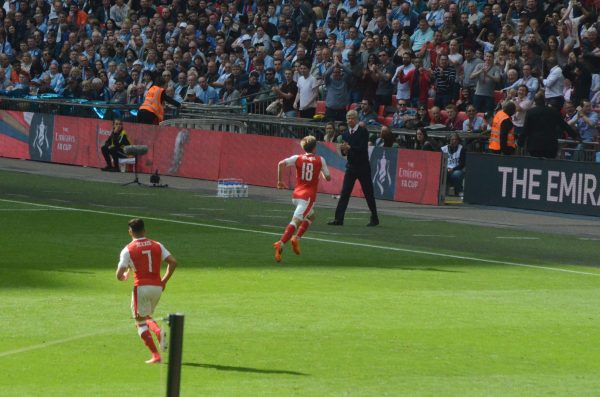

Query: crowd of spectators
[0,0,598,141]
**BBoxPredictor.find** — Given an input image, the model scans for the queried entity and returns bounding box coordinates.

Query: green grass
[1,171,600,396]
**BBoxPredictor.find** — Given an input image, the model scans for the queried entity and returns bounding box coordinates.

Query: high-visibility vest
[139,86,165,122]
[488,110,515,151]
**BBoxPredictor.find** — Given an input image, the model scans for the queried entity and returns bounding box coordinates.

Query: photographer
[101,118,131,172]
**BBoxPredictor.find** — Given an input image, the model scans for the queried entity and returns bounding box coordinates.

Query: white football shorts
[132,285,163,317]
[292,198,314,220]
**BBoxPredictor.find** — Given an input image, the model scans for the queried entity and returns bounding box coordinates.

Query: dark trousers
[529,149,557,159]
[299,107,315,119]
[325,107,347,122]
[473,94,494,114]
[334,165,378,223]
[137,109,159,125]
[546,96,564,112]
[434,92,452,109]
[101,145,126,168]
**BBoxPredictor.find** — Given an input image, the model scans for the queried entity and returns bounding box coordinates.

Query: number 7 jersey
[118,238,172,286]
[283,153,330,201]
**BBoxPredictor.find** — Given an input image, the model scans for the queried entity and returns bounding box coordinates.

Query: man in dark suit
[519,92,578,159]
[329,110,380,226]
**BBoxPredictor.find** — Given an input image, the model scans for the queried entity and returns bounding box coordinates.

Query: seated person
[441,132,466,197]
[101,118,131,171]
[428,106,446,126]
[444,104,461,131]
[357,99,379,125]
[373,125,399,147]
[391,99,417,128]
[413,127,436,151]
[462,105,485,133]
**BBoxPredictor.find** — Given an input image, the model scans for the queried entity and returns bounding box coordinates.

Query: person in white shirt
[543,57,564,111]
[294,62,320,119]
[391,53,414,101]
[509,85,533,137]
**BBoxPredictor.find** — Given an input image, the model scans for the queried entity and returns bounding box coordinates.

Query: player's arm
[277,159,288,189]
[277,155,297,189]
[320,157,332,181]
[115,247,130,281]
[161,255,177,288]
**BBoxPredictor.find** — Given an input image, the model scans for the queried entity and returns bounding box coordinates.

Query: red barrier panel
[0,111,444,205]
[395,149,442,205]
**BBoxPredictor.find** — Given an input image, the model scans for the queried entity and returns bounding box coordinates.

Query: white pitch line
[248,215,288,218]
[1,198,599,277]
[496,237,540,240]
[413,234,456,238]
[0,331,105,358]
[0,208,69,211]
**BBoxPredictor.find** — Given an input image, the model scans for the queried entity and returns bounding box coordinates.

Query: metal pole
[166,313,184,397]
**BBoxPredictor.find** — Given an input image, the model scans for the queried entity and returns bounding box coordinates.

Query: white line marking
[413,234,456,238]
[1,198,599,277]
[189,208,224,211]
[0,331,105,358]
[0,208,69,211]
[260,224,281,228]
[248,215,288,218]
[169,213,196,218]
[496,237,540,240]
[579,238,600,241]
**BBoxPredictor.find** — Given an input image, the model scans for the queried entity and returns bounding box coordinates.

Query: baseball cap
[179,22,187,28]
[241,34,252,42]
[133,60,143,66]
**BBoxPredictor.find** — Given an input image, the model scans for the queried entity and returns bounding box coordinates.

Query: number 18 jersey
[283,153,330,201]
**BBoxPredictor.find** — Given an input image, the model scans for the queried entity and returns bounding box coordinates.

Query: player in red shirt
[274,135,331,262]
[115,218,177,364]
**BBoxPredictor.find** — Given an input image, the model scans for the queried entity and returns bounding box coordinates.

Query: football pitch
[2,169,600,396]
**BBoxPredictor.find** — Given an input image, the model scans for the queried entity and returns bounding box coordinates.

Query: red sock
[138,327,158,354]
[146,319,161,340]
[280,223,296,243]
[296,220,311,238]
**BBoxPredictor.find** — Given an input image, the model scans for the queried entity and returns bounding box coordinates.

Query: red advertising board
[0,111,443,205]
[394,149,442,205]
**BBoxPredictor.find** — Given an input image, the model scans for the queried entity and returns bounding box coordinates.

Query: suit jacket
[519,105,578,152]
[342,125,370,169]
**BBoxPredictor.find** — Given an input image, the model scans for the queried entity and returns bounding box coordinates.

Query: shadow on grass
[182,362,309,376]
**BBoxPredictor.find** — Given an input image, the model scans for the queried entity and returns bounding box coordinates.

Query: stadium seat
[494,90,503,104]
[456,111,468,126]
[392,95,397,104]
[315,101,326,116]
[377,105,385,117]
[348,103,359,111]
[118,157,136,173]
[427,98,434,109]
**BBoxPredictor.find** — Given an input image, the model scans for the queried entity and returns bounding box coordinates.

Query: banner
[394,149,443,205]
[0,110,445,206]
[465,153,600,216]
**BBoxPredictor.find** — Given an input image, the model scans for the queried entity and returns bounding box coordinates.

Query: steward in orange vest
[488,101,517,155]
[137,72,181,125]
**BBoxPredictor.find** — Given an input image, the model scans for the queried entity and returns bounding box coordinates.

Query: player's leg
[292,207,315,255]
[132,286,162,363]
[274,199,307,262]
